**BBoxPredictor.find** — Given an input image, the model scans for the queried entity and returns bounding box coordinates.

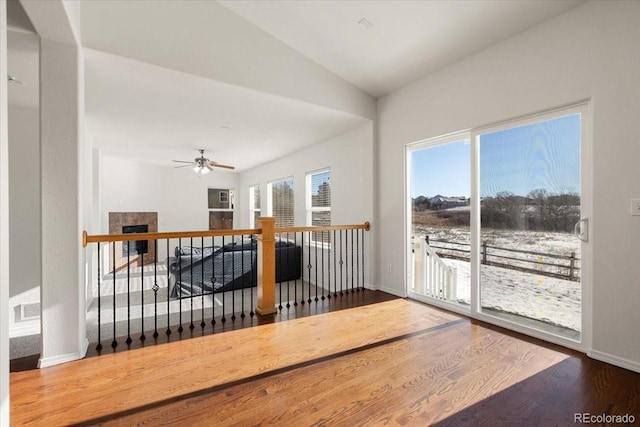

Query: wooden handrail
[82,228,262,247]
[82,222,371,247]
[276,222,370,233]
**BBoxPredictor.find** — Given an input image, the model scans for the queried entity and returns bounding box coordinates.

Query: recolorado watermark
[574,413,635,424]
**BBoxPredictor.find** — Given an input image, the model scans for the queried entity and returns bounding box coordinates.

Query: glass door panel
[478,113,582,340]
[410,139,470,307]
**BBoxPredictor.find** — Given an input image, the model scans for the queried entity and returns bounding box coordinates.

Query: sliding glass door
[407,104,589,346]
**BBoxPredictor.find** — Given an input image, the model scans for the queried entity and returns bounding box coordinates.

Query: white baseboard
[588,350,640,373]
[378,285,406,298]
[38,348,84,369]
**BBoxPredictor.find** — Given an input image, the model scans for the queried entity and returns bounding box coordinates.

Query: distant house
[429,195,468,210]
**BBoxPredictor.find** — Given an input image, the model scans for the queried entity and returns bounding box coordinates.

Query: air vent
[19,302,40,321]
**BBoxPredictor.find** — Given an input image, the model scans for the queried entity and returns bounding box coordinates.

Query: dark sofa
[168,238,301,298]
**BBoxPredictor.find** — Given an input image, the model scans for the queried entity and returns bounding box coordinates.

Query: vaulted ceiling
[9,0,585,171]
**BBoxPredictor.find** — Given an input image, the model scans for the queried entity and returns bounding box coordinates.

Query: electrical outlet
[631,199,640,216]
[386,264,392,273]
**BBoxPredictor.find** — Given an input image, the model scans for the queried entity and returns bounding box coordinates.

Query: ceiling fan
[172,149,235,175]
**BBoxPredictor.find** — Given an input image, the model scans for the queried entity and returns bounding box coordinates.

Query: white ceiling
[12,0,587,172]
[84,49,366,169]
[220,0,585,97]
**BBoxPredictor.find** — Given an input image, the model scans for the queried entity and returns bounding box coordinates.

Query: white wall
[377,1,640,369]
[100,154,239,234]
[1,1,11,423]
[238,123,373,227]
[8,103,40,337]
[8,28,41,338]
[238,122,375,286]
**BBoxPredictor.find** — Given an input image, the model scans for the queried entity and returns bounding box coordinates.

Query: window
[307,169,331,244]
[267,177,294,228]
[208,188,234,230]
[249,185,261,228]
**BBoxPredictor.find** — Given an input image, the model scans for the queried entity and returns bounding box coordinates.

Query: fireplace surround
[109,212,158,271]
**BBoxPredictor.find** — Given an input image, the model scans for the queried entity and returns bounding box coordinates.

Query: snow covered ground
[412,226,581,334]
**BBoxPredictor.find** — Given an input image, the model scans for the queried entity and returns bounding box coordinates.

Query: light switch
[631,199,640,216]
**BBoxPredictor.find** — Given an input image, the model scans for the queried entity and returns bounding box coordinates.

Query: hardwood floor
[10,295,640,426]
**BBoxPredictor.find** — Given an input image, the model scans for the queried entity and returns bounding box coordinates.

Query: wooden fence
[424,236,580,282]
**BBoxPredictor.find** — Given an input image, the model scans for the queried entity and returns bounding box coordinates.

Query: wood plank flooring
[10,296,640,426]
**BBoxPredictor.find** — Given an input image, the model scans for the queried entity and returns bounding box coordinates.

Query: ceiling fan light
[200,167,210,175]
[193,165,201,173]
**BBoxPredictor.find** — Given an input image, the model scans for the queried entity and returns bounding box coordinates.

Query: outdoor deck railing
[421,235,580,281]
[413,236,457,300]
[82,218,370,353]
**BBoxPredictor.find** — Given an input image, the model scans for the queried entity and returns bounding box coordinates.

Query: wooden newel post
[256,217,277,316]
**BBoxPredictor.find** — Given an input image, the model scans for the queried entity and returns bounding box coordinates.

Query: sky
[411,113,581,198]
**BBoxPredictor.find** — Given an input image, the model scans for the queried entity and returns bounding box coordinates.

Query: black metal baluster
[327,230,331,300]
[362,229,365,292]
[189,237,194,331]
[126,241,132,346]
[321,231,325,301]
[333,230,337,298]
[140,249,146,342]
[286,232,291,309]
[178,238,183,333]
[278,233,283,311]
[231,235,236,322]
[153,240,159,339]
[211,236,217,326]
[294,232,299,307]
[96,244,102,353]
[241,234,246,319]
[166,239,172,337]
[307,231,312,304]
[339,230,344,296]
[201,236,206,329]
[301,232,305,305]
[249,235,255,317]
[112,242,117,349]
[314,235,319,302]
[356,228,360,292]
[351,229,355,293]
[221,236,226,324]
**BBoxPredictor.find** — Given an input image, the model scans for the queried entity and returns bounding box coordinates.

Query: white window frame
[267,176,295,228]
[306,169,331,245]
[249,184,261,228]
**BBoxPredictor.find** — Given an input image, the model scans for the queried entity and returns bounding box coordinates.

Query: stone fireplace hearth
[109,212,158,272]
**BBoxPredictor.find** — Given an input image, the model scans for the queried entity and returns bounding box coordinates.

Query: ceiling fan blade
[172,160,193,163]
[213,163,235,170]
[174,164,195,169]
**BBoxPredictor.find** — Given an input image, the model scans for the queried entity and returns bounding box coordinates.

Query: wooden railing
[82,218,370,353]
[424,236,580,281]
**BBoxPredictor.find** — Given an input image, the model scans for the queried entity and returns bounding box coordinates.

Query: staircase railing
[82,218,370,353]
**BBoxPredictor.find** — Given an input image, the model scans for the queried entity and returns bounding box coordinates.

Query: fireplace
[122,224,149,256]
[109,212,158,271]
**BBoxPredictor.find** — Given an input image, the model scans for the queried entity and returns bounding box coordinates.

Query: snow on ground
[413,226,582,333]
[444,258,580,332]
